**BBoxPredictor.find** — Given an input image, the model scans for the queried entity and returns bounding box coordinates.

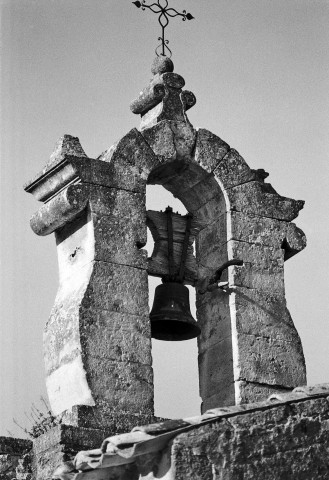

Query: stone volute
[25,57,307,429]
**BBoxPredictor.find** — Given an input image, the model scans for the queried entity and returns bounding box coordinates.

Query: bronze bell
[150,282,200,341]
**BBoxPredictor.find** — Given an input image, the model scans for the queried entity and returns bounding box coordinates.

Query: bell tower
[25,56,307,432]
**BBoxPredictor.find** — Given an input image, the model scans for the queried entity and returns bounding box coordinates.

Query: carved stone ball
[151,56,174,75]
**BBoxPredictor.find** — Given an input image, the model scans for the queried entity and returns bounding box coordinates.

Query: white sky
[1,0,328,437]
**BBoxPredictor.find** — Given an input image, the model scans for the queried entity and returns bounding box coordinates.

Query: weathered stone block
[201,386,236,412]
[161,161,209,196]
[24,134,87,200]
[84,357,154,413]
[169,121,197,161]
[196,288,231,353]
[93,213,147,269]
[178,174,222,213]
[82,261,149,316]
[198,338,235,405]
[80,310,152,365]
[33,425,110,480]
[88,185,145,219]
[231,287,301,342]
[236,332,306,388]
[99,128,159,193]
[229,210,286,246]
[196,215,227,260]
[0,438,32,480]
[228,240,285,293]
[46,135,87,171]
[198,244,228,286]
[0,438,32,458]
[142,121,177,162]
[143,120,197,164]
[236,381,292,405]
[214,148,254,189]
[193,193,227,225]
[55,211,94,283]
[194,129,230,173]
[59,406,158,432]
[228,211,306,259]
[173,394,329,480]
[226,181,304,221]
[231,268,285,296]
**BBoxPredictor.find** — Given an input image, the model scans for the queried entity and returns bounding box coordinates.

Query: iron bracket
[198,259,244,294]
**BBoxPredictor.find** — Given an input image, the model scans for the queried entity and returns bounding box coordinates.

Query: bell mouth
[151,318,201,341]
[150,282,201,341]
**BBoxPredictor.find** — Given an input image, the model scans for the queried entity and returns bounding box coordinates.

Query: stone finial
[130,58,196,130]
[151,56,174,75]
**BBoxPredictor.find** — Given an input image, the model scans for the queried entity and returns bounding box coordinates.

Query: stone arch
[25,58,307,427]
[126,119,307,410]
[147,157,232,408]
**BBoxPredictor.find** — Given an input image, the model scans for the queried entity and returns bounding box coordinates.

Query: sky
[0,0,328,438]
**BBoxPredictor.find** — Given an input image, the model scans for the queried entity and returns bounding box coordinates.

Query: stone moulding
[29,184,90,236]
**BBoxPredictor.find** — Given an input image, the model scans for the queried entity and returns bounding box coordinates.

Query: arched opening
[146,184,201,419]
[147,159,233,412]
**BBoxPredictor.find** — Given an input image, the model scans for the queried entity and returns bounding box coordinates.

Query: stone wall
[4,387,329,480]
[0,437,32,480]
[33,425,111,480]
[173,389,329,479]
[48,385,329,480]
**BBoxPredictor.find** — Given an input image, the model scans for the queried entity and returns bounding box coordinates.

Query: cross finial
[132,0,194,58]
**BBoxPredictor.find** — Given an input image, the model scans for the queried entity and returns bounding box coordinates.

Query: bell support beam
[146,209,203,284]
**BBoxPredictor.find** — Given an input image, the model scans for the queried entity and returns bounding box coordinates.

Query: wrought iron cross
[132,0,194,58]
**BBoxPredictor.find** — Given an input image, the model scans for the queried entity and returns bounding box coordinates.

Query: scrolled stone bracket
[30,184,90,236]
[180,90,196,113]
